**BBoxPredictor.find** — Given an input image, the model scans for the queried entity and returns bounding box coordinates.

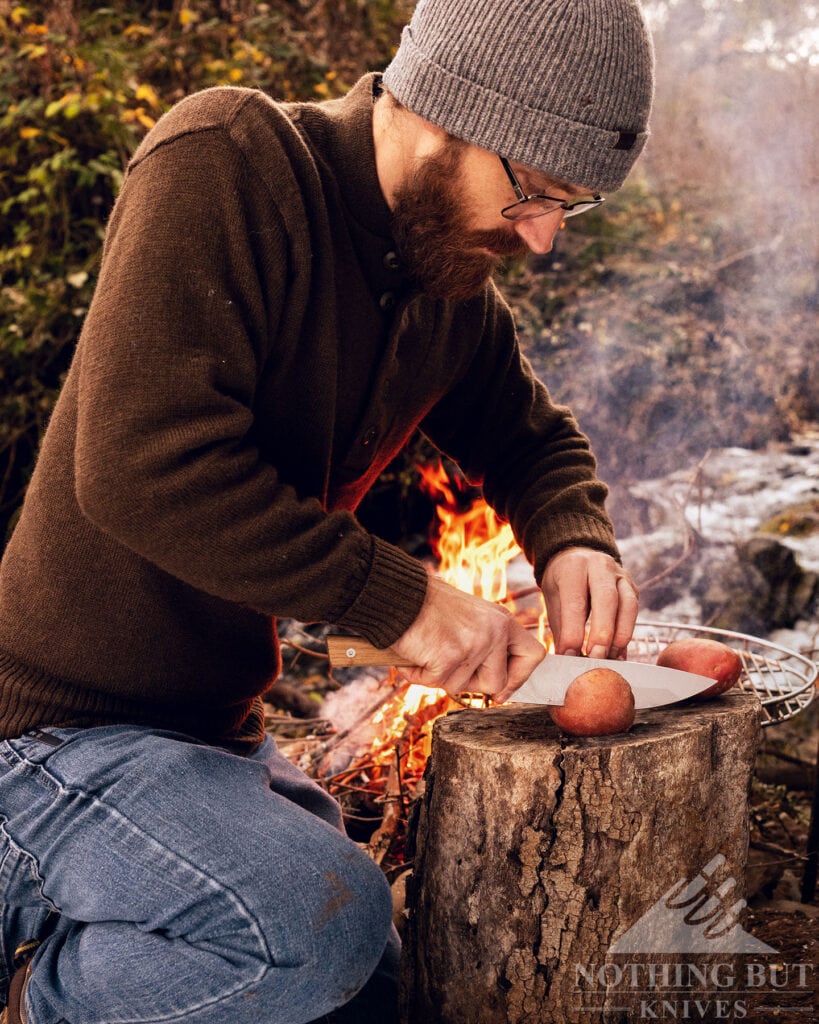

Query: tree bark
[400,692,762,1024]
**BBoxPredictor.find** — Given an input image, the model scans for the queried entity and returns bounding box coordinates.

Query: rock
[759,498,819,538]
[742,537,818,628]
[692,548,770,634]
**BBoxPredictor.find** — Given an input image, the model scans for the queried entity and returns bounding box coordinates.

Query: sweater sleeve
[74,120,426,647]
[420,284,619,583]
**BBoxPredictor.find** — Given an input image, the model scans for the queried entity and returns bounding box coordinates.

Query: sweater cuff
[335,536,429,648]
[530,513,620,584]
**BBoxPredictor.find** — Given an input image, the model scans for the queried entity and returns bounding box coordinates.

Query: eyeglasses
[499,156,604,221]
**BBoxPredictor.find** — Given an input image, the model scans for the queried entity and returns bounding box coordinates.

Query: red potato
[548,667,635,737]
[656,638,742,699]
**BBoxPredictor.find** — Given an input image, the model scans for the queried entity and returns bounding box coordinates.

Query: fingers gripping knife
[326,637,717,708]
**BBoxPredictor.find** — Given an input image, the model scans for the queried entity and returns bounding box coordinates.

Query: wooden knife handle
[326,635,416,668]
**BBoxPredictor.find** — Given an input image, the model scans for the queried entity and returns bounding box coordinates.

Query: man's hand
[390,574,545,703]
[541,547,639,660]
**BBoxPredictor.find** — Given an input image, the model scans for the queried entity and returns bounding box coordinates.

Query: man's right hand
[389,574,545,703]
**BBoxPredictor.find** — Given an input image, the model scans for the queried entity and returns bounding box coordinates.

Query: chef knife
[326,636,717,709]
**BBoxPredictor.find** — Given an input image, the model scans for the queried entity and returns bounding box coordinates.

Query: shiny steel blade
[509,655,716,709]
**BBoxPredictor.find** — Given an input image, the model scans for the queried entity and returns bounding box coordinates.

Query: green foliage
[0,0,411,544]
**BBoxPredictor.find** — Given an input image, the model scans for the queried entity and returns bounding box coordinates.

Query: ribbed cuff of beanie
[383,30,647,193]
[336,536,429,649]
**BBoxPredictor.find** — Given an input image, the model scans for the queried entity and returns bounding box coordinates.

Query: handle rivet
[346,647,356,659]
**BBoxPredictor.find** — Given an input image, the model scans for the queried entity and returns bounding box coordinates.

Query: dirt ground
[741,903,817,1021]
[740,699,818,1022]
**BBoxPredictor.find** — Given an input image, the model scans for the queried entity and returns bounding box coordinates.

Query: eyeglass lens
[502,198,602,221]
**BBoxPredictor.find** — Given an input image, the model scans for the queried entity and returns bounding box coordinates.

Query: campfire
[280,461,553,876]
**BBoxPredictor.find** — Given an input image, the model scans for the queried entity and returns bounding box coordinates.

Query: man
[0,0,653,1021]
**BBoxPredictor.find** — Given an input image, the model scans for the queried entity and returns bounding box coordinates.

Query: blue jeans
[0,725,398,1023]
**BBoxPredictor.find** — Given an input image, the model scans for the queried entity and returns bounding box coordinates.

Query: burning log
[400,692,762,1024]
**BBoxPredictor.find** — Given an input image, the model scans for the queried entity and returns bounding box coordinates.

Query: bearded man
[0,1,654,1021]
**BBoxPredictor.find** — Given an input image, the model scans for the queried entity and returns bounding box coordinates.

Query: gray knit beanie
[382,0,654,192]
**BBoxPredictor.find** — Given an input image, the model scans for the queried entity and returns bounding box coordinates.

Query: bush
[0,0,411,545]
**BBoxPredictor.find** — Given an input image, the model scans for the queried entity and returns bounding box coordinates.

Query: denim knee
[283,843,394,1010]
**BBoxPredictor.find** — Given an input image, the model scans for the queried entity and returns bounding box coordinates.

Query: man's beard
[390,143,529,303]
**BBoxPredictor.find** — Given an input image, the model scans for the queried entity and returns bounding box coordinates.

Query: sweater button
[383,250,401,271]
[379,291,396,312]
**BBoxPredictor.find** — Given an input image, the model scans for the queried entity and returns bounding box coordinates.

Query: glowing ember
[368,682,452,766]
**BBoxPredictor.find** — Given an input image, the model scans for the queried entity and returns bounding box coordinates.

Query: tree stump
[400,692,763,1024]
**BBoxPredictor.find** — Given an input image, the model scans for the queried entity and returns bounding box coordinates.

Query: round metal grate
[630,620,817,726]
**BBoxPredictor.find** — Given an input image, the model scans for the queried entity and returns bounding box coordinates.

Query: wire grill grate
[630,620,816,726]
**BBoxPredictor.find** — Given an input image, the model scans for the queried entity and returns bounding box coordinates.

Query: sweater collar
[307,73,394,241]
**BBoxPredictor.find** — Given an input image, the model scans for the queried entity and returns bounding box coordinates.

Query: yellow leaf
[44,91,79,118]
[11,7,29,26]
[19,126,41,139]
[313,81,329,97]
[18,43,47,59]
[135,83,160,110]
[228,67,243,82]
[122,24,152,38]
[25,22,47,35]
[178,8,198,26]
[137,112,156,130]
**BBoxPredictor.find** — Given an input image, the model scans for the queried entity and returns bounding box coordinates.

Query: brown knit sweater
[0,74,618,748]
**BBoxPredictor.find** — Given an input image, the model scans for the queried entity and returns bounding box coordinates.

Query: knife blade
[326,637,716,709]
[508,654,714,709]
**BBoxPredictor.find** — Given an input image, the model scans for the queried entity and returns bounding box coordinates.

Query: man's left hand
[540,547,638,660]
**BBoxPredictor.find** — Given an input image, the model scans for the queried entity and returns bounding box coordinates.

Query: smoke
[510,0,818,495]
[641,0,818,271]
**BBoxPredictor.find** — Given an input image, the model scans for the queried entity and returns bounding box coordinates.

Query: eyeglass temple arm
[498,156,526,202]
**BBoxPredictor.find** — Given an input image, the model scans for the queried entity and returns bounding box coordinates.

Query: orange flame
[362,462,550,770]
[418,462,522,603]
[367,679,451,767]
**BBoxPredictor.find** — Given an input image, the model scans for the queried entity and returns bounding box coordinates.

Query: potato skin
[548,667,635,736]
[656,638,742,699]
